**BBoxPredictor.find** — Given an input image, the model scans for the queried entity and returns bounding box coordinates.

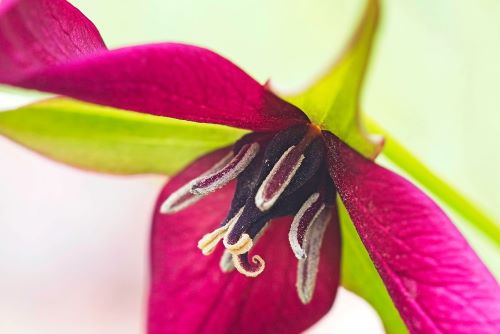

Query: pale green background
[67,0,500,218]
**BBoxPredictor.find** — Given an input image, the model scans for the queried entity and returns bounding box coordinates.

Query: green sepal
[338,197,408,334]
[0,98,245,175]
[283,0,382,158]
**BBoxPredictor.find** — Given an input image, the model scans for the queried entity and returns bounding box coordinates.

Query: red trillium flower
[0,0,499,333]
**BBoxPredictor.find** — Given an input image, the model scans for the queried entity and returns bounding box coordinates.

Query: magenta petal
[0,1,307,131]
[17,44,307,130]
[149,149,340,334]
[0,0,106,82]
[324,132,500,334]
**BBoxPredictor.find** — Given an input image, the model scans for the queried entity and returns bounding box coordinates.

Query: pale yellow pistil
[196,207,266,277]
[197,224,229,255]
[232,254,265,278]
[223,233,253,255]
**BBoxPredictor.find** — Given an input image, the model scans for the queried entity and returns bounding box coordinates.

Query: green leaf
[0,98,245,175]
[338,198,408,334]
[284,0,382,158]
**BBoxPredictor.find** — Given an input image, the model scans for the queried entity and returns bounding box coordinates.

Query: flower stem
[366,118,500,246]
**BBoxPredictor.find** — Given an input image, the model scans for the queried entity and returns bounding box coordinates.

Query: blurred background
[1,0,499,333]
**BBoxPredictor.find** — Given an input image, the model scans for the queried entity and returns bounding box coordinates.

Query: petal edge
[324,131,500,334]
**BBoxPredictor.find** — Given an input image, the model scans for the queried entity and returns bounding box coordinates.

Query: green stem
[366,117,500,246]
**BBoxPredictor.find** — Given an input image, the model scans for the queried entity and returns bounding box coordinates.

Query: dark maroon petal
[0,0,106,82]
[149,149,341,334]
[324,131,500,334]
[0,1,307,131]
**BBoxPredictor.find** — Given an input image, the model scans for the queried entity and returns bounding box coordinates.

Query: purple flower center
[160,123,335,303]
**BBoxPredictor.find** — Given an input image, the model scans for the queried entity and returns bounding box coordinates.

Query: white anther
[255,146,304,212]
[160,182,203,214]
[159,151,234,214]
[289,193,325,260]
[191,143,260,195]
[197,224,229,255]
[296,208,332,304]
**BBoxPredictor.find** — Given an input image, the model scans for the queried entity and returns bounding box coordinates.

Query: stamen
[289,193,325,259]
[232,253,265,277]
[296,207,332,304]
[197,224,229,255]
[163,124,332,284]
[159,151,234,214]
[224,234,253,255]
[160,182,203,214]
[219,221,269,274]
[205,151,235,172]
[219,250,235,272]
[191,143,260,195]
[255,145,305,211]
[223,207,253,255]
